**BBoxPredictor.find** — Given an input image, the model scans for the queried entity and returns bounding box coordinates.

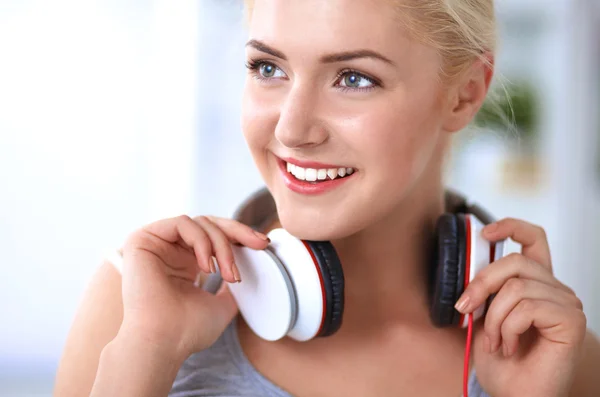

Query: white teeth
[317,169,327,180]
[294,166,306,180]
[286,162,355,182]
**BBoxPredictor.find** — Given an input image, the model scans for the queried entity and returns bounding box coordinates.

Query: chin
[271,194,374,242]
[278,214,343,241]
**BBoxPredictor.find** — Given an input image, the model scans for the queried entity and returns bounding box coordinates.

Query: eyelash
[244,58,381,92]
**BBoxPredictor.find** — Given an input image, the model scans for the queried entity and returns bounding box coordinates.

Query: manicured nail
[483,336,491,354]
[208,257,216,273]
[253,230,270,241]
[232,262,241,282]
[193,272,204,288]
[454,295,471,313]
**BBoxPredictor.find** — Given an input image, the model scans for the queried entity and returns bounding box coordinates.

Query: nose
[274,84,328,149]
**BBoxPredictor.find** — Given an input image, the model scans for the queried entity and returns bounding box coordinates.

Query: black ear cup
[304,240,345,337]
[430,213,467,327]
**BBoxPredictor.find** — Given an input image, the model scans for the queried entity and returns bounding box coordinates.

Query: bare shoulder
[570,329,600,397]
[54,260,124,396]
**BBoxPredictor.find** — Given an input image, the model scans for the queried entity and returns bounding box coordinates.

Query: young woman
[54,1,600,396]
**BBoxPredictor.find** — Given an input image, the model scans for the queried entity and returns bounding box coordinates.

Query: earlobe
[442,53,495,133]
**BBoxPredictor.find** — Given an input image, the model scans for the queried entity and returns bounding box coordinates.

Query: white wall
[558,0,600,332]
[0,0,202,390]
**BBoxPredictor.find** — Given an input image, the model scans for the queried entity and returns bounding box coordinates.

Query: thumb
[215,282,239,312]
[186,281,240,352]
[206,282,239,331]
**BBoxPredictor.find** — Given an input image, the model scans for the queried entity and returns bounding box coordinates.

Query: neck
[331,178,446,335]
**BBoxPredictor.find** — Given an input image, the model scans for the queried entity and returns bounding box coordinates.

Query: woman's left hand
[455,218,588,397]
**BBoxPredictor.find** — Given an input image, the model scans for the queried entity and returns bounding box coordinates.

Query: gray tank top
[169,317,491,397]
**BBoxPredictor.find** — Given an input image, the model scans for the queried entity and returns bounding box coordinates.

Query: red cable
[463,313,473,397]
[462,215,474,397]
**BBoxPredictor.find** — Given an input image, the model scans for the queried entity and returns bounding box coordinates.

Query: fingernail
[193,272,202,288]
[484,222,498,234]
[208,257,216,274]
[483,336,491,354]
[454,295,471,313]
[253,230,270,241]
[232,262,241,282]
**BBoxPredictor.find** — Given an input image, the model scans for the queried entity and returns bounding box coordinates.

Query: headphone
[203,187,507,342]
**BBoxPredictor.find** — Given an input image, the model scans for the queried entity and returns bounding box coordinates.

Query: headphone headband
[444,187,496,225]
[232,187,278,230]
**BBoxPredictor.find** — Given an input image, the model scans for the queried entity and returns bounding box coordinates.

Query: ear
[442,53,494,133]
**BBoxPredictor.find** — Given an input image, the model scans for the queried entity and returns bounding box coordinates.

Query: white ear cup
[493,239,507,262]
[267,229,325,341]
[229,245,297,341]
[228,228,326,342]
[460,214,507,327]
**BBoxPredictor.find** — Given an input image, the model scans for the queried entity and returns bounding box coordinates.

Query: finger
[213,283,238,322]
[483,278,583,354]
[141,215,213,274]
[195,216,240,283]
[165,242,210,279]
[500,299,587,357]
[123,228,201,281]
[455,253,571,314]
[482,218,552,269]
[193,271,204,288]
[203,216,271,249]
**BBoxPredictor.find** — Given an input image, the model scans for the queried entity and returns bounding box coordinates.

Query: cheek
[241,86,278,157]
[348,93,443,182]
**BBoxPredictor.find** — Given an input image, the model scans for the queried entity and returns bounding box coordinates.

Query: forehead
[248,0,412,59]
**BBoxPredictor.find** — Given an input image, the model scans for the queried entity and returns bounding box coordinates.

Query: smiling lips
[286,162,355,182]
[278,157,356,195]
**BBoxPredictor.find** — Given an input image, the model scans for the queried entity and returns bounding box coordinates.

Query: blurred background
[0,0,598,395]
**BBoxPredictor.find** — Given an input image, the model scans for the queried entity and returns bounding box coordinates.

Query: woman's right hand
[117,215,270,362]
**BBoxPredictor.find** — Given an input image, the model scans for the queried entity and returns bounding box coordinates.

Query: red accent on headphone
[462,215,473,397]
[301,241,328,336]
[459,215,473,327]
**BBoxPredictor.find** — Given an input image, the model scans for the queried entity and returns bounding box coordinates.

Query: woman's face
[241,0,452,240]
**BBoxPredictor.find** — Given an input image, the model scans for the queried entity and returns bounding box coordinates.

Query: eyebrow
[245,39,394,66]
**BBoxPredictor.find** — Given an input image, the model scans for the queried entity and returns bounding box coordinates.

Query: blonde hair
[243,0,497,85]
[394,1,496,85]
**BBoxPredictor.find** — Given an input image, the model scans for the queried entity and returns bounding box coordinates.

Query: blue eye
[245,59,380,92]
[258,62,285,79]
[339,72,374,89]
[246,60,286,80]
[260,63,276,77]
